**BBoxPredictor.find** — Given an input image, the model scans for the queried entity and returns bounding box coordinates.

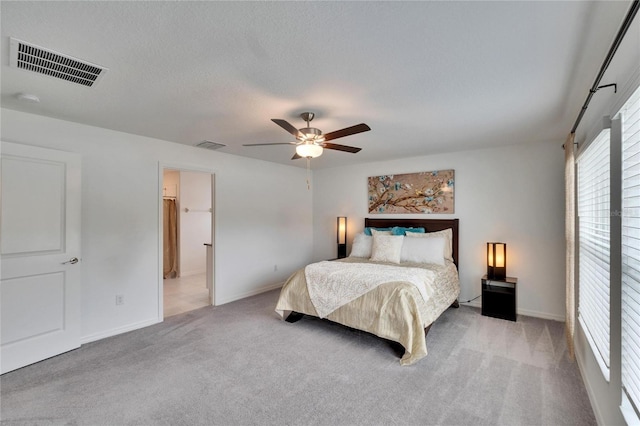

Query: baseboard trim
[179,269,205,277]
[517,308,564,322]
[80,317,160,345]
[216,281,284,306]
[459,300,564,322]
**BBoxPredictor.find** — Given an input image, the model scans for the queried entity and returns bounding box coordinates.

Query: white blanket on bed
[305,261,435,318]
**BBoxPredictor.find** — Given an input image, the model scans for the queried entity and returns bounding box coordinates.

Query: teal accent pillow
[391,227,426,235]
[364,227,392,236]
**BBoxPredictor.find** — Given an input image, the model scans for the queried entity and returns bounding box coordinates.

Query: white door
[1,142,81,374]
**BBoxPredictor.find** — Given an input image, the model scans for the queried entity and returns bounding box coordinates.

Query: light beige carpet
[0,289,595,425]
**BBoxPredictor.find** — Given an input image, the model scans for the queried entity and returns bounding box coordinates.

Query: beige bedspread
[275,257,460,366]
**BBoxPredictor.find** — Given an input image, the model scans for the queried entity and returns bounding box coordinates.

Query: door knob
[62,257,79,265]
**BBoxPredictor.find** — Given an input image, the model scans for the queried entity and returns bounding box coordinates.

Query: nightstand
[481,275,517,321]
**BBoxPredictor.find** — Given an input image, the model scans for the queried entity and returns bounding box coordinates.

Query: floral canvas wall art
[368,170,455,214]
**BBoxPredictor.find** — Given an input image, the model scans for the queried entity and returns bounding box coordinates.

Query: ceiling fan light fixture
[296,143,323,158]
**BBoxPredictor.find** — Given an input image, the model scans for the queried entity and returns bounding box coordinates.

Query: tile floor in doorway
[163,273,210,318]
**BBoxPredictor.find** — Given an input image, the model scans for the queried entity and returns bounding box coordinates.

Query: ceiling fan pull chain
[306,158,311,190]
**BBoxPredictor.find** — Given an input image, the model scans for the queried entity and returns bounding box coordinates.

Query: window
[577,127,611,379]
[621,85,640,421]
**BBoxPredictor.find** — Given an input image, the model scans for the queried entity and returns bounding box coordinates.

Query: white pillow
[405,228,453,262]
[349,233,372,258]
[401,236,446,265]
[370,234,404,264]
[370,228,392,235]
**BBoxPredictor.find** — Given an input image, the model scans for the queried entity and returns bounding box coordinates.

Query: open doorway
[161,168,214,318]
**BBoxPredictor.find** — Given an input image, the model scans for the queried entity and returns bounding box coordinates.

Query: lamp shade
[337,217,347,258]
[487,242,506,280]
[296,143,323,158]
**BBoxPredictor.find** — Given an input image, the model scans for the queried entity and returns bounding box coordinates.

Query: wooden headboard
[364,218,459,267]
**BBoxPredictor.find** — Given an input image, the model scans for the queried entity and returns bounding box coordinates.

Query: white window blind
[577,128,611,376]
[622,85,640,419]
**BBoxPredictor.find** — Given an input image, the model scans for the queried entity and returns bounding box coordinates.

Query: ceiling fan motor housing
[299,127,323,142]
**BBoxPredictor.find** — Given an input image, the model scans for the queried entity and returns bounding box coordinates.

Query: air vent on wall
[9,37,108,87]
[195,140,226,150]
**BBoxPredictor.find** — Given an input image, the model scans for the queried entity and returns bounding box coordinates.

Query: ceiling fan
[243,112,371,160]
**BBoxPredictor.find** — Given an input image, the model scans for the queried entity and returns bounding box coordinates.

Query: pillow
[405,228,453,262]
[400,236,446,265]
[370,234,404,263]
[370,228,392,235]
[391,226,426,235]
[364,227,392,236]
[349,233,372,258]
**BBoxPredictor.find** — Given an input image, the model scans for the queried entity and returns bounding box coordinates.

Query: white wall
[313,141,565,320]
[178,171,211,277]
[1,108,314,343]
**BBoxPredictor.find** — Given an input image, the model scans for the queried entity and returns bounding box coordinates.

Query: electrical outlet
[115,294,124,305]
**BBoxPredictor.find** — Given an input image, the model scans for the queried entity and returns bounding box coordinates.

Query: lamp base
[487,266,506,281]
[337,244,347,259]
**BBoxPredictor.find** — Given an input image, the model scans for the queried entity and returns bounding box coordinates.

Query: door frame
[157,162,216,321]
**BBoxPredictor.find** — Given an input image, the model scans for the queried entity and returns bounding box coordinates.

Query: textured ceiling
[0,1,631,168]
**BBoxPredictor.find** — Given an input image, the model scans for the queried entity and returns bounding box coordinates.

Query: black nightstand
[481,275,517,321]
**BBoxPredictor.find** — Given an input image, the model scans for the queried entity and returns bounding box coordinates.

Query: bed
[275,218,460,365]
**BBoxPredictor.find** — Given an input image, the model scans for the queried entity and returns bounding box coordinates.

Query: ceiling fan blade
[323,143,362,153]
[323,123,371,141]
[291,153,302,160]
[272,119,302,139]
[242,142,296,146]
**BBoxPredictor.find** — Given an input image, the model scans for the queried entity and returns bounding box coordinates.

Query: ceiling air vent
[195,140,226,150]
[9,37,108,87]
